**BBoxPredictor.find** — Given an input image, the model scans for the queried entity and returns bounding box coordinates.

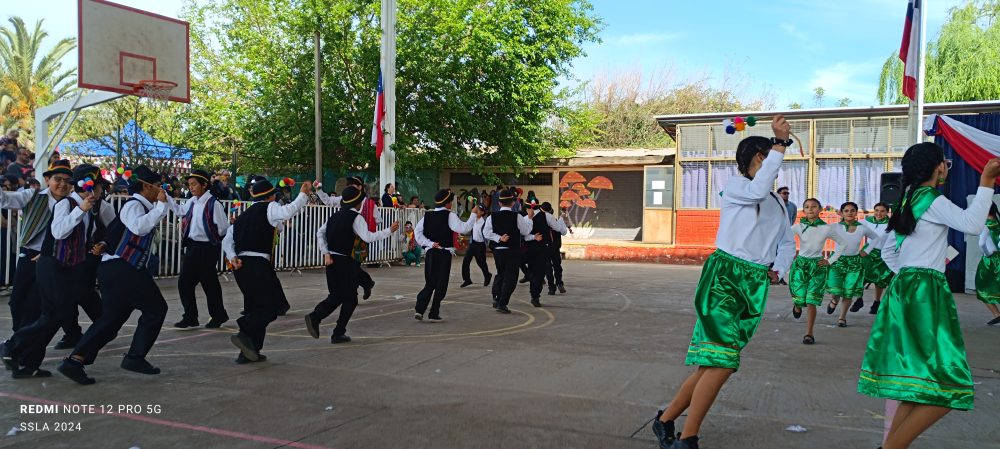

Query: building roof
[654,100,1000,138]
[543,148,675,167]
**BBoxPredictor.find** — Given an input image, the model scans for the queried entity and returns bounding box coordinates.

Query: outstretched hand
[771,114,791,140]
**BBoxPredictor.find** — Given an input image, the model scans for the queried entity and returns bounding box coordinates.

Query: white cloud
[780,23,807,41]
[609,33,679,46]
[803,61,883,106]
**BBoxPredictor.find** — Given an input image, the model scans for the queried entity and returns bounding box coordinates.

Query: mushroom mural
[557,171,616,233]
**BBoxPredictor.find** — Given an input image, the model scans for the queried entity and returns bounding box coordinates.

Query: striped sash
[17,191,51,248]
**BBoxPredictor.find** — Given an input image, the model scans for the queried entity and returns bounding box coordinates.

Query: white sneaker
[414,313,423,321]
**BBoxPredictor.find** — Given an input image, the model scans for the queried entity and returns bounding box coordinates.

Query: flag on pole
[372,70,386,159]
[899,0,922,101]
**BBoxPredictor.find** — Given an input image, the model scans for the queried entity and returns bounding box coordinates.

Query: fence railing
[0,195,423,284]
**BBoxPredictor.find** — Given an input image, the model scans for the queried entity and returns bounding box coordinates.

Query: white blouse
[893,186,994,272]
[792,222,836,259]
[860,219,891,252]
[830,222,880,258]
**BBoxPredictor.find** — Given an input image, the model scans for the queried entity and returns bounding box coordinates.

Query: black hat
[130,165,161,186]
[498,188,516,202]
[186,169,211,184]
[250,177,276,199]
[43,159,72,177]
[341,185,365,207]
[346,176,364,187]
[434,189,454,205]
[540,202,553,213]
[72,164,101,184]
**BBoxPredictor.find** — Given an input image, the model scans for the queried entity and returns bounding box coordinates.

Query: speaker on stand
[880,172,903,208]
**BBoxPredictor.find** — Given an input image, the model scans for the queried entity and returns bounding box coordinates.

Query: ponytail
[886,143,944,236]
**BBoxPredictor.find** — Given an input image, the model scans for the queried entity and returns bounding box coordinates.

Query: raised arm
[267,193,309,226]
[122,200,169,236]
[315,189,341,208]
[449,212,476,234]
[0,188,37,210]
[923,187,994,236]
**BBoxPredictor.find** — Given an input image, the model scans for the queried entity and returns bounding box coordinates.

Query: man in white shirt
[412,189,476,321]
[460,204,492,288]
[304,186,398,343]
[483,189,537,313]
[524,202,568,307]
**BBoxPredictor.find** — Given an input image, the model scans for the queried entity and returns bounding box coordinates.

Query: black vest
[325,208,358,256]
[234,202,275,254]
[529,213,552,246]
[423,210,452,246]
[490,210,521,249]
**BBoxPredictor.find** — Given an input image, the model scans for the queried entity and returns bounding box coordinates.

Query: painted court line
[0,391,335,449]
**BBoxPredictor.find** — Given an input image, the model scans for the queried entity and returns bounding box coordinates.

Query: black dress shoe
[304,314,321,339]
[363,285,373,300]
[519,276,529,284]
[850,297,864,312]
[427,315,443,322]
[557,284,566,294]
[651,410,675,449]
[496,307,511,314]
[236,353,268,364]
[547,287,556,295]
[174,318,199,329]
[988,316,1000,325]
[460,280,473,288]
[331,334,352,344]
[531,299,542,307]
[484,273,492,287]
[121,356,160,375]
[54,334,80,350]
[869,301,881,315]
[11,367,52,379]
[230,333,260,361]
[58,358,95,385]
[205,318,228,329]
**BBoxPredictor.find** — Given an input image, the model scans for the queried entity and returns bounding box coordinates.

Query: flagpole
[911,0,928,146]
[379,0,397,190]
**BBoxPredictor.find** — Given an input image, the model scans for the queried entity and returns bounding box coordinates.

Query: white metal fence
[0,195,424,284]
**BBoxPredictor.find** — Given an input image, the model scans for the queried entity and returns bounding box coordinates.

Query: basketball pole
[379,0,397,191]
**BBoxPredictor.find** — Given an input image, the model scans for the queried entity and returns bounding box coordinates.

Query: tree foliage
[179,0,602,175]
[878,0,1000,104]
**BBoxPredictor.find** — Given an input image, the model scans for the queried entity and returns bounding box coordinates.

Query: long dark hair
[887,142,945,236]
[989,202,999,220]
[736,136,772,179]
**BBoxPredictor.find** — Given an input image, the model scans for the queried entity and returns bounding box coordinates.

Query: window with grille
[816,159,850,209]
[816,119,851,155]
[679,126,710,158]
[710,125,741,159]
[710,161,739,208]
[852,118,890,154]
[890,117,909,152]
[681,162,708,208]
[776,160,809,209]
[852,159,888,210]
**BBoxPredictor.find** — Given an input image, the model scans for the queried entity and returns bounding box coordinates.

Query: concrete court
[0,259,998,449]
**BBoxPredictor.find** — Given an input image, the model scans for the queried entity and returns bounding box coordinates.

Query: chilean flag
[925,114,1000,178]
[371,70,386,159]
[899,0,921,101]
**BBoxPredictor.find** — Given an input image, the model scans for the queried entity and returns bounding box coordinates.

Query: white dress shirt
[51,191,116,241]
[414,207,476,250]
[523,211,569,241]
[315,189,341,208]
[316,209,394,256]
[978,226,998,257]
[892,186,994,272]
[223,192,309,262]
[174,192,230,242]
[792,222,841,260]
[714,151,796,280]
[482,207,534,249]
[471,216,486,243]
[860,219,891,253]
[829,222,880,259]
[0,187,60,251]
[102,193,169,262]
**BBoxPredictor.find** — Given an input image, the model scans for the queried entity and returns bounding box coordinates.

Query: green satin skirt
[858,267,974,410]
[827,255,864,298]
[789,256,828,307]
[685,249,769,371]
[975,252,1000,305]
[862,248,894,289]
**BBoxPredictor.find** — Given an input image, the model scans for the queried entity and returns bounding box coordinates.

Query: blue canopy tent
[61,120,191,162]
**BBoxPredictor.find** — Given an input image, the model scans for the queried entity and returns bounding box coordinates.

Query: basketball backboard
[78,0,190,103]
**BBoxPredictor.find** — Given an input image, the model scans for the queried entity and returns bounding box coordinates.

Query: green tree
[181,0,602,175]
[877,1,1000,104]
[812,86,825,107]
[788,102,803,109]
[837,97,851,107]
[0,17,76,147]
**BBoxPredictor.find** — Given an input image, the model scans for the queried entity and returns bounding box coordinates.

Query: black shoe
[363,284,373,300]
[460,280,473,288]
[230,333,259,362]
[792,306,802,319]
[174,318,200,329]
[236,353,268,364]
[869,301,881,315]
[331,334,352,344]
[121,356,160,375]
[54,334,81,350]
[988,316,1000,325]
[484,273,492,287]
[850,297,864,312]
[547,287,556,295]
[1,341,16,371]
[427,315,443,322]
[304,314,321,339]
[557,284,566,294]
[205,318,228,329]
[673,436,699,449]
[496,307,511,314]
[651,410,675,449]
[414,312,423,321]
[57,358,95,385]
[531,299,542,307]
[11,367,52,379]
[826,300,838,315]
[519,276,529,284]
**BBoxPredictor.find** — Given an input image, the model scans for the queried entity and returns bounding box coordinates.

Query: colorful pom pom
[734,117,744,124]
[283,177,295,187]
[746,116,757,126]
[278,180,285,187]
[725,125,736,135]
[116,167,125,174]
[123,170,132,179]
[735,122,747,131]
[722,118,733,127]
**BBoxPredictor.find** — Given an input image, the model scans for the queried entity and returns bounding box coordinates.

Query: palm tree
[0,17,77,143]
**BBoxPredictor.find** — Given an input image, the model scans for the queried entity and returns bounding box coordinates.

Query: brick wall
[675,210,721,246]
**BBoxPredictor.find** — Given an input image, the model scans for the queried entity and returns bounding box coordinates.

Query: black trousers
[546,245,564,288]
[492,248,522,308]
[178,241,227,322]
[526,244,551,299]
[63,254,103,339]
[72,259,167,364]
[414,248,452,317]
[233,257,282,351]
[461,241,490,282]
[8,256,89,370]
[310,254,359,336]
[358,266,374,290]
[9,249,41,331]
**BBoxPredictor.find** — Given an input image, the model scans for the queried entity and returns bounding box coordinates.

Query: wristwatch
[770,137,794,147]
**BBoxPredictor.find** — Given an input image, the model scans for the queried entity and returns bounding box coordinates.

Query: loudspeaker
[880,172,903,207]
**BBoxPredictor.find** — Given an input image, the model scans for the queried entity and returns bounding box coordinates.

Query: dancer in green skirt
[859,142,1000,449]
[858,202,893,314]
[652,116,796,449]
[825,202,879,327]
[789,198,842,344]
[974,202,1000,325]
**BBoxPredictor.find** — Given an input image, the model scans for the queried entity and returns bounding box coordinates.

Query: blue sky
[15,0,959,108]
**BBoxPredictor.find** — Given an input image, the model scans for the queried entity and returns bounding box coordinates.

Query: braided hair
[886,142,945,236]
[736,136,772,179]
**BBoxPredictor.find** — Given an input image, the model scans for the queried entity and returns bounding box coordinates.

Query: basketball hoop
[134,79,177,108]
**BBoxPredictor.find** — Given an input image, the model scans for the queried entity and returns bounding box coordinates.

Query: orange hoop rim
[133,79,178,102]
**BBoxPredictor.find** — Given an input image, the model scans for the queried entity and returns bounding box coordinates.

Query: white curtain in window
[777,161,808,209]
[681,162,708,208]
[710,161,739,208]
[852,159,886,210]
[816,160,849,210]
